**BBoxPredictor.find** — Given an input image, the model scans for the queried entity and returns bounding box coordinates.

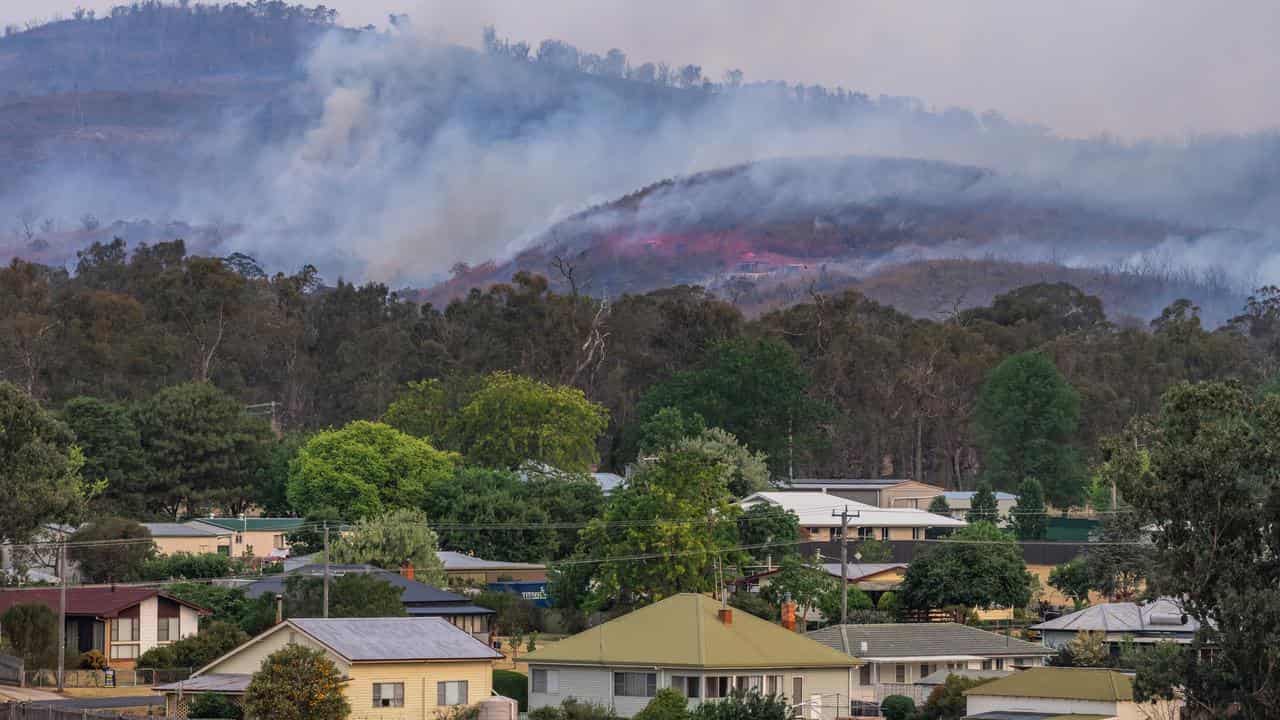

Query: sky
[5,0,1279,139]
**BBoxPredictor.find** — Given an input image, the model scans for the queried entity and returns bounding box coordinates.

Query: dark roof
[192,517,306,532]
[407,604,495,617]
[787,478,913,490]
[807,623,1054,659]
[142,522,228,538]
[289,617,503,661]
[799,540,1090,567]
[243,564,470,605]
[0,587,208,617]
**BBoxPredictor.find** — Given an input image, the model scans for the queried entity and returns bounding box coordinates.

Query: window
[437,680,469,706]
[614,672,656,698]
[374,682,405,708]
[981,660,993,670]
[671,676,700,699]
[995,658,1005,670]
[792,677,803,706]
[157,617,179,643]
[858,665,871,685]
[736,676,763,693]
[894,664,905,683]
[919,664,930,679]
[766,676,782,696]
[109,644,139,660]
[533,669,559,694]
[880,527,890,541]
[912,528,922,540]
[235,533,244,543]
[217,545,231,556]
[110,618,139,643]
[705,676,732,699]
[857,527,874,540]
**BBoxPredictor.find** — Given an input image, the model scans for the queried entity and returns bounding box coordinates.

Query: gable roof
[437,551,545,571]
[1030,598,1200,635]
[0,587,208,617]
[242,564,480,607]
[807,623,1053,659]
[192,517,307,532]
[288,617,503,662]
[739,492,967,529]
[964,666,1134,702]
[143,522,229,538]
[521,593,857,669]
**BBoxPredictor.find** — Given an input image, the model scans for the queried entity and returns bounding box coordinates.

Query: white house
[739,492,966,542]
[964,666,1182,720]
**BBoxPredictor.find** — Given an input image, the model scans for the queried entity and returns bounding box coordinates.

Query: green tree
[69,517,156,583]
[0,382,90,543]
[817,582,873,622]
[141,552,233,581]
[1082,510,1151,601]
[329,508,446,585]
[243,645,350,720]
[673,428,770,498]
[636,406,706,456]
[975,351,1084,508]
[287,421,458,520]
[927,495,951,516]
[133,382,273,517]
[280,573,407,619]
[635,688,689,720]
[453,372,608,472]
[965,480,999,524]
[256,432,307,517]
[899,522,1034,610]
[0,603,58,668]
[917,675,990,720]
[580,447,740,606]
[1048,558,1091,610]
[1064,630,1108,667]
[760,556,834,630]
[382,375,482,446]
[137,621,248,669]
[851,538,893,563]
[163,582,250,629]
[1009,477,1047,540]
[493,669,529,711]
[728,591,778,621]
[61,396,148,517]
[881,695,916,720]
[736,503,799,563]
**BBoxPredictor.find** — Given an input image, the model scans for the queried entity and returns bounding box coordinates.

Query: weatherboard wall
[345,659,493,720]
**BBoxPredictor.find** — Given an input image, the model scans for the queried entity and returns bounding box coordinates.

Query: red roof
[0,587,208,618]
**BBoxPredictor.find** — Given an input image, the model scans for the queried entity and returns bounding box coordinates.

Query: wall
[152,535,232,556]
[878,482,947,510]
[965,694,1118,718]
[202,626,348,676]
[345,659,493,720]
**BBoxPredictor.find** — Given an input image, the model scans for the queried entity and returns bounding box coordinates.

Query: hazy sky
[7,0,1278,138]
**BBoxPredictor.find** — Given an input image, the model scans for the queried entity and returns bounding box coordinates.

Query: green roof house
[963,666,1182,720]
[189,517,307,560]
[522,594,858,719]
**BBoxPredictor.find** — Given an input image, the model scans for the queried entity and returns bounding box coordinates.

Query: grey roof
[407,604,496,617]
[1031,597,1200,635]
[438,551,545,571]
[289,617,503,661]
[244,564,471,605]
[143,522,227,537]
[808,623,1055,659]
[593,472,625,493]
[154,673,251,694]
[787,478,911,489]
[817,563,907,580]
[918,668,1012,685]
[942,491,1018,502]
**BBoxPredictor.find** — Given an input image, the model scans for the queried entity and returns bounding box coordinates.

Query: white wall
[138,596,158,654]
[178,606,200,641]
[966,694,1118,717]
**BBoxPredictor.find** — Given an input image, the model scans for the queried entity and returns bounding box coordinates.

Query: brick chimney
[781,599,797,631]
[401,561,415,581]
[717,608,733,625]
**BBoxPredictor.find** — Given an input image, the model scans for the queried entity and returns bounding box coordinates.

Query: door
[808,694,821,720]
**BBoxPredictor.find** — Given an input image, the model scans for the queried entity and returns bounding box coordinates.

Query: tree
[281,573,407,619]
[636,406,706,456]
[0,382,90,544]
[673,428,770,498]
[635,689,689,720]
[927,495,951,516]
[760,556,834,630]
[1110,381,1280,717]
[137,621,248,669]
[881,695,916,720]
[1065,630,1108,667]
[0,603,58,668]
[1048,558,1091,610]
[580,447,740,606]
[287,421,457,520]
[69,517,156,583]
[243,645,350,720]
[133,382,273,517]
[852,538,893,563]
[965,480,999,524]
[1082,510,1151,601]
[329,509,446,585]
[163,582,250,629]
[382,375,483,447]
[817,582,873,622]
[917,675,990,720]
[899,522,1034,610]
[728,591,778,622]
[736,504,799,563]
[975,351,1084,508]
[1009,477,1047,540]
[61,396,148,517]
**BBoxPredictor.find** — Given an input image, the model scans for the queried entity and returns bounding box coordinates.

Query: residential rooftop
[244,564,484,607]
[0,587,207,617]
[807,623,1053,660]
[739,492,967,528]
[437,550,545,571]
[289,617,502,662]
[1030,598,1200,635]
[192,517,307,532]
[964,666,1135,702]
[142,522,228,537]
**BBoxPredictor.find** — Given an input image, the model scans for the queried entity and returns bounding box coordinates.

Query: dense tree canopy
[899,522,1034,610]
[69,516,155,583]
[0,381,90,543]
[244,645,350,720]
[329,508,446,584]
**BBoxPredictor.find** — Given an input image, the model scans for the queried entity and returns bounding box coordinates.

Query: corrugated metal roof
[438,551,545,571]
[739,492,967,528]
[522,593,857,669]
[407,604,495,617]
[1030,598,1199,635]
[192,517,306,532]
[817,563,907,580]
[142,522,227,537]
[154,673,251,693]
[942,491,1019,502]
[964,667,1133,702]
[0,587,208,617]
[289,617,503,661]
[243,564,467,604]
[807,623,1054,659]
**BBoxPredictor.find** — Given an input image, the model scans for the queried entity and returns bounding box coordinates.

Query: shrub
[141,552,232,580]
[493,669,528,711]
[690,692,789,720]
[918,675,989,720]
[77,650,109,670]
[634,688,689,720]
[0,603,58,668]
[530,698,620,720]
[136,621,248,670]
[729,591,777,621]
[244,645,349,720]
[881,694,916,720]
[190,693,244,719]
[877,591,900,614]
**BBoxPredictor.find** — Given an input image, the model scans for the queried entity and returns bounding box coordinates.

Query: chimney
[401,561,415,581]
[717,608,733,626]
[781,599,797,631]
[274,594,284,625]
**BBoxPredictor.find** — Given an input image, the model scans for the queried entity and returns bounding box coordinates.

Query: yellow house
[142,522,234,556]
[188,517,307,559]
[155,617,502,719]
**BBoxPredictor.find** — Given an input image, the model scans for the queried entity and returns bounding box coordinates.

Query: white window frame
[614,672,657,698]
[437,680,469,706]
[373,682,405,708]
[533,669,559,694]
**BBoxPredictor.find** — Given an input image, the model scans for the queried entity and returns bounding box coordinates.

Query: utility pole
[322,521,330,619]
[57,541,66,692]
[831,506,859,625]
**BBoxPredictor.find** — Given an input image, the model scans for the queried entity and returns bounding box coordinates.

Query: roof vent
[1149,612,1187,626]
[860,640,868,653]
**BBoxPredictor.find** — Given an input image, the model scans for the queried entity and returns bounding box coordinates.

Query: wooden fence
[23,668,190,689]
[2,704,134,720]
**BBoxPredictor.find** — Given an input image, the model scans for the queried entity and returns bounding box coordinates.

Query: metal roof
[942,491,1019,502]
[964,667,1134,702]
[592,472,625,493]
[1030,598,1200,635]
[438,551,545,571]
[807,623,1054,659]
[739,492,967,528]
[407,604,495,617]
[243,564,468,605]
[142,522,228,537]
[817,563,907,580]
[918,668,1012,685]
[289,617,503,661]
[154,673,251,694]
[787,479,913,489]
[522,593,857,669]
[0,587,208,618]
[192,517,307,532]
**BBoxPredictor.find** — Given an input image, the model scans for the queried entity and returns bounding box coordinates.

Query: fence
[23,668,191,689]
[0,656,21,687]
[2,704,138,720]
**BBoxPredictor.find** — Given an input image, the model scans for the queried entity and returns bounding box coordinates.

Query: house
[781,479,948,509]
[154,617,502,719]
[0,587,206,668]
[938,491,1019,521]
[738,563,907,602]
[522,593,858,720]
[240,564,496,641]
[0,523,78,584]
[740,492,966,543]
[592,472,626,495]
[188,517,306,559]
[963,666,1182,720]
[1031,598,1200,653]
[438,551,547,584]
[142,522,234,557]
[807,623,1054,706]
